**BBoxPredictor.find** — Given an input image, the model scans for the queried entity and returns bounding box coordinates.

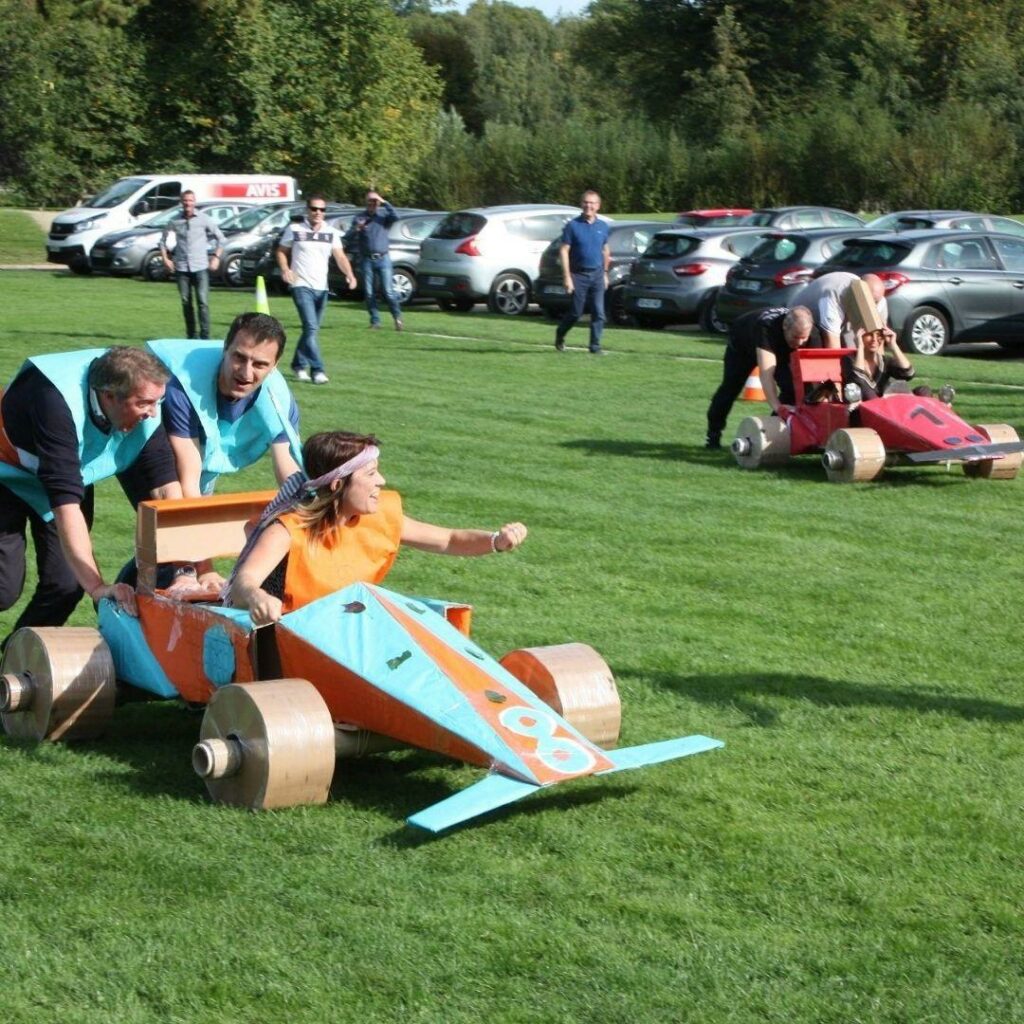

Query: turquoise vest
[0,349,161,521]
[146,339,303,495]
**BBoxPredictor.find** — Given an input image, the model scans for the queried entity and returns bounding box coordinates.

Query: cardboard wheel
[731,416,790,469]
[823,427,886,483]
[963,424,1021,480]
[499,643,621,749]
[193,679,336,809]
[0,627,115,741]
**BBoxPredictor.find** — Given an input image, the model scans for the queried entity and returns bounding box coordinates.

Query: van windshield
[83,177,150,209]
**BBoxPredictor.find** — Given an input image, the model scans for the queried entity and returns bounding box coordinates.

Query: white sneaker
[312,371,330,385]
[295,368,311,382]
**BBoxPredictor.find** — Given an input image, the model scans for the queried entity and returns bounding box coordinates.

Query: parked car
[89,201,255,280]
[674,208,752,227]
[811,229,1024,355]
[714,228,874,327]
[534,220,662,325]
[864,209,1024,237]
[218,202,355,286]
[417,204,583,315]
[740,206,866,230]
[622,228,768,331]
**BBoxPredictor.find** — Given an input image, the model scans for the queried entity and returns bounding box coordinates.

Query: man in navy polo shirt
[554,190,611,355]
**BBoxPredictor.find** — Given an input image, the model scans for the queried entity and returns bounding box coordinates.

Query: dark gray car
[714,228,874,327]
[622,228,768,330]
[812,229,1024,355]
[534,221,662,326]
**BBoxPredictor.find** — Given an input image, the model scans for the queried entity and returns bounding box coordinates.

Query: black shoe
[705,434,722,450]
[554,337,565,352]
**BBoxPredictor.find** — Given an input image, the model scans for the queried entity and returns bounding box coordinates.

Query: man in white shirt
[276,196,356,385]
[793,272,888,348]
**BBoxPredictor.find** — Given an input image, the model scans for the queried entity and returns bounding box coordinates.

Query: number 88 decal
[498,705,595,775]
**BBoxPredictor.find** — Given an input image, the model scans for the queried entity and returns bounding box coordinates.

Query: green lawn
[0,210,47,264]
[0,272,1023,1023]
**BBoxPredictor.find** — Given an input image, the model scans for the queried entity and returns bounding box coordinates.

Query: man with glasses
[160,190,226,340]
[276,196,356,385]
[346,190,403,331]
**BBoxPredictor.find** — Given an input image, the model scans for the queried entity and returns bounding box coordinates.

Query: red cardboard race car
[731,347,1023,482]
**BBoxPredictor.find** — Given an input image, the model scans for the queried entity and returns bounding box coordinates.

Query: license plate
[734,280,760,292]
[426,276,446,286]
[545,284,566,296]
[47,246,61,255]
[636,298,662,309]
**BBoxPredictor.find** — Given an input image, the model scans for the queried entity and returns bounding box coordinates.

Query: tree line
[3,0,1023,213]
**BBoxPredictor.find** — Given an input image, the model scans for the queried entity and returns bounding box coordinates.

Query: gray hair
[88,346,169,399]
[783,306,814,337]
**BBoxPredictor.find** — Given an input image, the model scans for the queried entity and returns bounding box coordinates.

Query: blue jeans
[290,286,328,372]
[363,253,402,324]
[555,269,605,351]
[175,269,211,339]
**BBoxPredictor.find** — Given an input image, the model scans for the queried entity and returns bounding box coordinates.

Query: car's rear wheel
[822,428,886,483]
[488,273,530,316]
[221,253,244,288]
[731,415,790,469]
[699,290,729,334]
[142,249,167,282]
[606,285,631,327]
[962,423,1022,480]
[392,268,415,305]
[904,306,950,356]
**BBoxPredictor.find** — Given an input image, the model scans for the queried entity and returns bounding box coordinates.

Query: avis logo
[245,183,283,197]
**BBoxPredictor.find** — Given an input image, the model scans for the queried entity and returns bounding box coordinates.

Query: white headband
[306,445,380,493]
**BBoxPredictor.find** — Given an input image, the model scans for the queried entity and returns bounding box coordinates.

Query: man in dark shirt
[705,306,818,448]
[0,347,181,641]
[555,190,611,355]
[347,190,404,331]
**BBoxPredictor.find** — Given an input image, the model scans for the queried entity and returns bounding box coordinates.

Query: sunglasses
[308,205,326,213]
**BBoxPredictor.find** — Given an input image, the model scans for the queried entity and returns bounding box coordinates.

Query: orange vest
[278,489,403,613]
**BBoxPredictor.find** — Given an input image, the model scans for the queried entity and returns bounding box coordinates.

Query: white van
[46,173,298,273]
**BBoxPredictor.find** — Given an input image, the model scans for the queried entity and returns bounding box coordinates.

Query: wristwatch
[173,564,198,579]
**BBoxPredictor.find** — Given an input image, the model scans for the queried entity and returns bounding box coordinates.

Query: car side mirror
[130,200,151,216]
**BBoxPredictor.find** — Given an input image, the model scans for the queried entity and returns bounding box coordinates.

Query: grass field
[0,269,1023,1024]
[0,210,50,264]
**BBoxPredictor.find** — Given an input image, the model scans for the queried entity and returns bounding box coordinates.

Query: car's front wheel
[488,273,530,316]
[904,306,950,356]
[699,290,729,334]
[142,249,167,282]
[221,253,244,288]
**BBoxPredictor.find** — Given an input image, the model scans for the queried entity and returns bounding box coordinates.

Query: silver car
[88,201,253,279]
[623,228,767,330]
[864,209,1024,237]
[417,204,582,315]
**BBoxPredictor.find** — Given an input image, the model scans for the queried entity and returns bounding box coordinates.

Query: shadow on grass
[634,668,1024,727]
[561,438,711,464]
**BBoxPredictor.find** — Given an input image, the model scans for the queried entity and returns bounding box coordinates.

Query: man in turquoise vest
[0,347,182,641]
[147,312,302,590]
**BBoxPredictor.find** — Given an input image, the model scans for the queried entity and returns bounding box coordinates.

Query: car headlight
[72,217,103,233]
[110,237,136,249]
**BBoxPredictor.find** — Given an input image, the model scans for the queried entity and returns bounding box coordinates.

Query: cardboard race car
[0,492,721,832]
[731,345,1023,483]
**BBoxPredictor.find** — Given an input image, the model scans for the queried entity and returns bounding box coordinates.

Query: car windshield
[828,240,912,268]
[223,205,281,232]
[740,212,777,226]
[82,177,150,209]
[745,235,809,262]
[431,212,487,240]
[643,234,700,259]
[144,205,184,228]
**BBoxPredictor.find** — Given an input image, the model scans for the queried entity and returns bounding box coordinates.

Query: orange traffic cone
[741,367,766,402]
[254,275,270,315]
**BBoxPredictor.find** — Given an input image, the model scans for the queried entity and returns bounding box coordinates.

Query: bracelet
[490,531,501,553]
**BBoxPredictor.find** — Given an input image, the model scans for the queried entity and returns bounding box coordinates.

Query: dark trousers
[556,269,606,351]
[175,269,211,339]
[0,484,94,644]
[706,344,756,440]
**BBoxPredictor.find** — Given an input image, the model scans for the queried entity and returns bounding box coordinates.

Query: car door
[930,236,1010,339]
[989,235,1024,338]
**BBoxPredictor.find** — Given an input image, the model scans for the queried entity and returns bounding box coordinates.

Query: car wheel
[634,314,666,330]
[822,428,886,483]
[731,416,790,470]
[606,285,632,327]
[221,253,244,288]
[392,268,415,305]
[69,255,92,275]
[142,249,167,282]
[963,423,1023,480]
[904,306,949,356]
[438,298,474,312]
[699,290,729,334]
[487,273,530,316]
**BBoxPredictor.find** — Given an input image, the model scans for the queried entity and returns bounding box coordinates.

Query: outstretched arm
[228,521,291,625]
[400,516,527,556]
